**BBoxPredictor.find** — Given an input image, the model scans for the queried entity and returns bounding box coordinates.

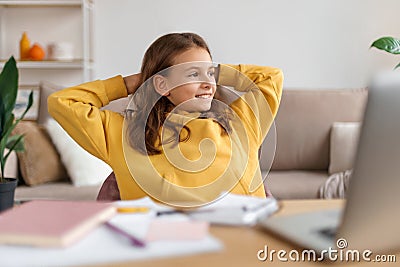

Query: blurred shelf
[0,1,87,7]
[0,60,90,69]
[0,0,93,82]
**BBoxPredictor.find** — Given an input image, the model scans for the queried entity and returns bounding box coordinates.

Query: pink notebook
[0,200,116,247]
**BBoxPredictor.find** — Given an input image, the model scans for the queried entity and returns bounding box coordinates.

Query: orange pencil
[116,207,150,213]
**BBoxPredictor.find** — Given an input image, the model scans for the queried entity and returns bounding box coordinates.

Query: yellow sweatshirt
[48,64,283,204]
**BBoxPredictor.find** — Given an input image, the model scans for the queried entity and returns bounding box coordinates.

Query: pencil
[105,221,146,247]
[117,207,150,213]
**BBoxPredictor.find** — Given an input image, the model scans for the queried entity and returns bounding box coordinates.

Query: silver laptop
[259,72,400,254]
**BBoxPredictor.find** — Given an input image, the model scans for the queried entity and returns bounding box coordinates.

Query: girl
[48,32,283,206]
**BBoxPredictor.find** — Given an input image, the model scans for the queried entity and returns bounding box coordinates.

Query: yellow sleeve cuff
[217,64,238,86]
[103,75,128,102]
[217,64,253,91]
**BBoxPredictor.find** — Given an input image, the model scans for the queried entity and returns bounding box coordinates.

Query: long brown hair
[126,32,231,155]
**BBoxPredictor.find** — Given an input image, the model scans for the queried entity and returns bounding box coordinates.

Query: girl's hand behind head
[124,73,142,95]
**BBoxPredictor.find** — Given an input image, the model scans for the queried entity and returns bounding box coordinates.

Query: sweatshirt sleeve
[47,75,128,163]
[217,64,283,146]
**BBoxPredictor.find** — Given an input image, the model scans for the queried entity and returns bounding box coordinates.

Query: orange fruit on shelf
[29,43,45,60]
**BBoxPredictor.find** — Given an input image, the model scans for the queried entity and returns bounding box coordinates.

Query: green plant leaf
[0,124,17,180]
[1,111,14,140]
[0,113,14,151]
[6,134,24,151]
[4,134,23,161]
[0,112,14,181]
[0,56,21,180]
[0,114,21,154]
[0,56,18,139]
[394,62,400,70]
[370,37,400,55]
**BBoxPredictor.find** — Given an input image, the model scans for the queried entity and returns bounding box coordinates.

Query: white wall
[94,0,400,89]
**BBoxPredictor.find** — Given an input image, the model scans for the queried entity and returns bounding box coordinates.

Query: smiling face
[164,48,216,112]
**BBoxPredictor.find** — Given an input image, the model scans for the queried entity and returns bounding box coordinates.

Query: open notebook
[0,200,116,247]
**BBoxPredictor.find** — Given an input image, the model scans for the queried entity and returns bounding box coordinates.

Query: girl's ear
[153,75,170,96]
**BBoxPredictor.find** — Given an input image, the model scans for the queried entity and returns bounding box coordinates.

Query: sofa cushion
[44,119,112,187]
[264,170,328,199]
[267,89,367,171]
[329,122,361,174]
[38,80,64,125]
[318,169,352,199]
[4,149,18,179]
[13,121,68,186]
[15,182,101,201]
[101,96,129,113]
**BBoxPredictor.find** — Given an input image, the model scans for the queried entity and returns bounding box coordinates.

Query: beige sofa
[11,88,367,201]
[262,88,367,199]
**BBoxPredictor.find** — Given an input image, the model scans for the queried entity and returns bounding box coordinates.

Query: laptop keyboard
[319,227,337,239]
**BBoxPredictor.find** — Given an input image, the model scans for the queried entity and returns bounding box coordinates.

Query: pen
[117,206,150,213]
[156,210,184,216]
[156,209,215,216]
[105,221,146,247]
[156,206,265,217]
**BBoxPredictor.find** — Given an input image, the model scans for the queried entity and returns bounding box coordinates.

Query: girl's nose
[202,82,214,91]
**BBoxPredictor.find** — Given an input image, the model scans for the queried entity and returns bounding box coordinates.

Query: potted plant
[0,56,33,212]
[370,36,400,69]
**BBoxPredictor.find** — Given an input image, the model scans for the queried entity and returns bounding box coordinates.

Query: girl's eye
[188,72,199,77]
[208,71,215,77]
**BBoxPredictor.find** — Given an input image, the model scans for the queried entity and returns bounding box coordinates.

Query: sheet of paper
[0,194,276,266]
[106,206,209,243]
[146,220,209,241]
[0,225,221,267]
[188,194,279,226]
[0,197,221,267]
